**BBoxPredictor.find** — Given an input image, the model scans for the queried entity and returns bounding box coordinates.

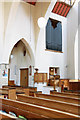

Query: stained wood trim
[45,49,63,53]
[20,68,28,70]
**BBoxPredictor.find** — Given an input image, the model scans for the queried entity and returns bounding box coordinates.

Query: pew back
[0,98,78,119]
[50,91,80,98]
[0,88,16,100]
[17,94,79,115]
[2,86,29,96]
[36,93,79,104]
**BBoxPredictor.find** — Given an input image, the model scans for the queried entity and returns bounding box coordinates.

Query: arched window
[46,18,62,52]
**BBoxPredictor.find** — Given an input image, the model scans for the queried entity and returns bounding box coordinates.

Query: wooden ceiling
[52,2,71,17]
[23,0,37,5]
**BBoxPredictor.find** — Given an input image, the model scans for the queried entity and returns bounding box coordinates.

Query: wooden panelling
[69,82,80,91]
[8,80,15,86]
[34,73,47,83]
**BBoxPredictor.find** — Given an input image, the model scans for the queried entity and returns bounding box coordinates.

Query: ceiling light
[38,17,47,28]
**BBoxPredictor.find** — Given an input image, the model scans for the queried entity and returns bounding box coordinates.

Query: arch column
[74,30,78,79]
[78,25,80,79]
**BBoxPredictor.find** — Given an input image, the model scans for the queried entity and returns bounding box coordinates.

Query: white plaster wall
[0,2,4,64]
[0,0,76,88]
[78,1,80,79]
[78,24,80,79]
[74,30,78,79]
[2,1,36,64]
[35,8,68,79]
[0,1,36,87]
[9,41,32,85]
[67,1,78,79]
[0,65,8,88]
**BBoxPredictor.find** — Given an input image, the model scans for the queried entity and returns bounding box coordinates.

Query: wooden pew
[17,94,79,115]
[0,98,79,119]
[29,91,42,97]
[2,86,29,96]
[28,87,37,91]
[36,93,79,104]
[0,111,17,120]
[0,88,16,100]
[3,85,37,91]
[50,91,80,98]
[0,114,16,120]
[2,85,37,96]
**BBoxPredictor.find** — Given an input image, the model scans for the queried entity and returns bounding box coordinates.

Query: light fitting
[11,55,14,59]
[38,17,47,28]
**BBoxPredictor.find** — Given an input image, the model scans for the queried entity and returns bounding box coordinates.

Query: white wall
[67,1,78,79]
[9,41,33,85]
[0,0,77,87]
[0,65,8,88]
[1,1,36,64]
[78,24,80,79]
[35,3,68,79]
[0,1,36,87]
[78,1,80,79]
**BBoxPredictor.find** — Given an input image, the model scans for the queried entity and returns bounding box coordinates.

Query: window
[46,18,62,52]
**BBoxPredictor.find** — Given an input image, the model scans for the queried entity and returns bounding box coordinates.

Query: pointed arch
[8,38,35,66]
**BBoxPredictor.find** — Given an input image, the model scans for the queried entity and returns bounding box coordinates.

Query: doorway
[20,68,28,87]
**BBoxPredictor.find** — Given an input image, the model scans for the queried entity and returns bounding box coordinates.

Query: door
[20,68,28,87]
[8,69,10,85]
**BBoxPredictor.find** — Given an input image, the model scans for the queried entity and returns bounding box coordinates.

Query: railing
[58,0,76,6]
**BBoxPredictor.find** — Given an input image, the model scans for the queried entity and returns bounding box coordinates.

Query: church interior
[0,0,80,119]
